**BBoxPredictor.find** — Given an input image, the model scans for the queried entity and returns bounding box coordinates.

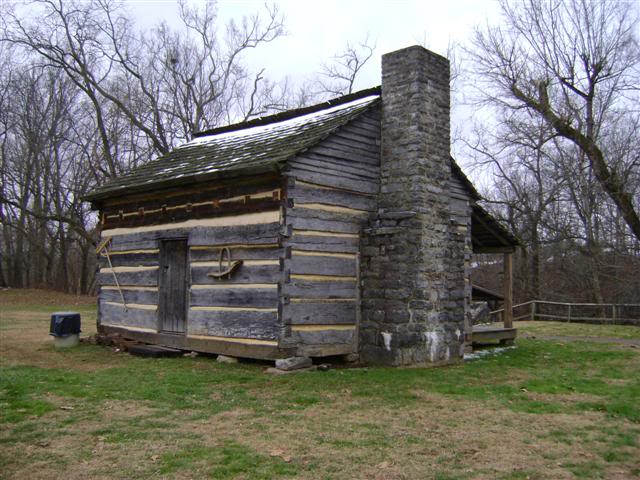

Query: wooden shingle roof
[85,87,381,202]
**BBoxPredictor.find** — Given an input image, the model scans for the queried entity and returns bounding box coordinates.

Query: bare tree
[0,0,290,293]
[146,0,288,138]
[469,0,640,241]
[0,42,13,288]
[0,63,96,291]
[0,0,385,294]
[316,35,376,96]
[2,0,287,164]
[468,114,566,299]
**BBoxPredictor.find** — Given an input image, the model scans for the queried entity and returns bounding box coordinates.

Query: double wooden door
[158,239,188,334]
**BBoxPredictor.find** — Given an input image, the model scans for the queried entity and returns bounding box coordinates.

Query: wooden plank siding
[99,287,158,305]
[97,267,159,287]
[281,108,380,356]
[190,286,278,308]
[97,250,159,268]
[100,174,282,208]
[188,309,279,340]
[96,180,285,347]
[102,196,280,229]
[287,232,360,253]
[188,234,281,341]
[100,302,158,331]
[95,105,384,357]
[450,170,473,202]
[285,301,357,325]
[100,176,282,229]
[449,168,475,346]
[100,325,288,360]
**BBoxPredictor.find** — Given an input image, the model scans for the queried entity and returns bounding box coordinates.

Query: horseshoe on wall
[207,247,243,279]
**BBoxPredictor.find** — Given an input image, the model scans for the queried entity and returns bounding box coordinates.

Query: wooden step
[127,343,184,358]
[472,324,518,344]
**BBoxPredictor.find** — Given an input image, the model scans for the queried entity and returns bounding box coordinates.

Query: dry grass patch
[0,288,95,308]
[1,289,639,479]
[153,394,638,480]
[517,321,640,341]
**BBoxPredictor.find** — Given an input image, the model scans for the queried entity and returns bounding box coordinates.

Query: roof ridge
[192,86,381,139]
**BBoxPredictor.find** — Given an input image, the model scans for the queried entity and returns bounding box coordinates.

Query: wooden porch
[471,324,517,345]
[469,204,520,348]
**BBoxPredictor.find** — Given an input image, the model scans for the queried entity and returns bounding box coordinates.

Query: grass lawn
[517,321,640,341]
[1,289,639,479]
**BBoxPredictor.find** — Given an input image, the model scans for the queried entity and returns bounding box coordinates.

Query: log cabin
[85,45,518,366]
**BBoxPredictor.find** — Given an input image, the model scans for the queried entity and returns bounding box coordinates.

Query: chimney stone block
[360,45,466,366]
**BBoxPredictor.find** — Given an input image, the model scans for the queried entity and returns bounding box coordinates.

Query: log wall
[96,106,383,358]
[97,180,284,349]
[281,108,381,356]
[450,170,474,346]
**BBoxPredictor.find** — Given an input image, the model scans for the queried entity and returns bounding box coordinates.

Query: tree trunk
[79,239,91,295]
[530,223,541,299]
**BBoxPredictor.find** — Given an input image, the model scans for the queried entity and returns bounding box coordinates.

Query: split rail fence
[490,300,640,326]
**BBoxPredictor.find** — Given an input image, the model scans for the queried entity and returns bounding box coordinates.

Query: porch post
[503,252,513,328]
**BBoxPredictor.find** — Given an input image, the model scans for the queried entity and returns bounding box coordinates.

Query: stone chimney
[360,46,467,365]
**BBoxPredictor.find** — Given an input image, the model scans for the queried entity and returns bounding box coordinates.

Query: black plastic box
[50,312,81,337]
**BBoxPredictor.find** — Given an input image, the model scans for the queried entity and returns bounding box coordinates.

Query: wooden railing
[489,300,640,326]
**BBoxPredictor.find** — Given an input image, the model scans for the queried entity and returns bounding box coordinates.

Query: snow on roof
[85,89,381,202]
[185,94,379,146]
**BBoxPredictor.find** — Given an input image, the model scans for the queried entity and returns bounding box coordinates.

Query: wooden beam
[100,324,291,360]
[102,211,280,236]
[102,174,280,207]
[503,252,513,329]
[471,326,517,344]
[472,210,511,247]
[472,246,516,254]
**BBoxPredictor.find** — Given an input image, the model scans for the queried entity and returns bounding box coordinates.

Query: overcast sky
[129,0,501,91]
[127,0,503,180]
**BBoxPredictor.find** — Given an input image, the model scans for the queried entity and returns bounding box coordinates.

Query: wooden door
[158,239,188,334]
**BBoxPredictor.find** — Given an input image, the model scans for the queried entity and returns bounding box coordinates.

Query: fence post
[503,253,513,329]
[567,304,572,323]
[531,301,536,321]
[612,305,617,324]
